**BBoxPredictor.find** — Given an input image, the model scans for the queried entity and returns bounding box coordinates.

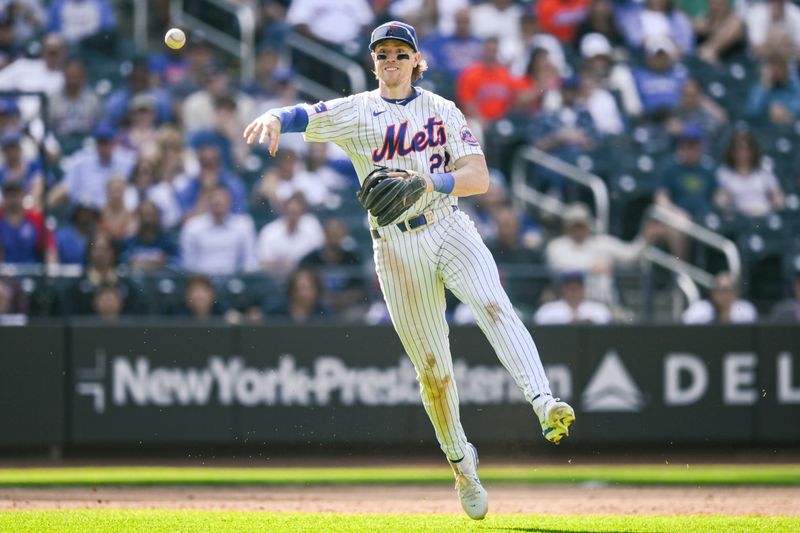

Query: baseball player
[244,20,575,520]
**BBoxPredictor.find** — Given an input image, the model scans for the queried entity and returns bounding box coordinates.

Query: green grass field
[0,464,798,487]
[1,465,798,532]
[0,510,797,533]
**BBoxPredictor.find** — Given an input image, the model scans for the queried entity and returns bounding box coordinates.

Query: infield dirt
[2,485,799,515]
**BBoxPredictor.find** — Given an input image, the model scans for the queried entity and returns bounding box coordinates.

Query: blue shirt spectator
[632,36,687,118]
[0,183,54,264]
[746,54,800,125]
[177,132,247,217]
[120,200,179,271]
[47,125,137,209]
[104,60,173,126]
[418,8,483,86]
[655,124,716,216]
[47,0,115,44]
[55,205,100,265]
[616,0,694,55]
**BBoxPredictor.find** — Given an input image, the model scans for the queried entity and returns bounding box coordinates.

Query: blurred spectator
[256,192,324,277]
[0,13,18,71]
[574,0,625,49]
[253,148,326,212]
[0,130,46,208]
[457,37,525,126]
[179,186,258,276]
[182,65,254,135]
[263,266,332,323]
[510,13,568,78]
[178,131,247,219]
[124,157,158,211]
[257,2,290,50]
[529,76,598,197]
[47,124,137,209]
[69,232,136,314]
[5,1,46,46]
[120,200,178,272]
[694,0,745,64]
[182,274,223,321]
[212,94,250,169]
[300,142,353,193]
[105,59,173,127]
[516,47,563,113]
[55,204,99,265]
[120,94,160,155]
[632,36,687,121]
[655,124,717,215]
[682,271,757,324]
[389,0,470,37]
[578,33,639,123]
[486,204,543,260]
[47,0,115,45]
[91,283,124,322]
[158,32,216,96]
[714,129,785,218]
[617,0,694,56]
[665,77,728,140]
[471,0,524,63]
[746,0,800,59]
[0,181,56,264]
[536,0,589,44]
[286,0,373,54]
[418,7,483,97]
[0,33,66,97]
[770,271,800,323]
[545,203,657,304]
[146,125,197,229]
[460,171,541,243]
[242,46,281,101]
[745,53,800,125]
[300,217,366,315]
[654,124,716,258]
[0,277,28,325]
[100,177,136,243]
[47,57,102,150]
[533,271,612,324]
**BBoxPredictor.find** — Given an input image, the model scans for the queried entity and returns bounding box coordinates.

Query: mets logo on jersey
[372,116,446,162]
[460,125,480,147]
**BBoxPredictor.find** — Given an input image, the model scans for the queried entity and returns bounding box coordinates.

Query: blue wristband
[270,105,309,133]
[431,173,455,194]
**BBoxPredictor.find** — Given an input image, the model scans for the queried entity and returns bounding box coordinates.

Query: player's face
[373,40,419,88]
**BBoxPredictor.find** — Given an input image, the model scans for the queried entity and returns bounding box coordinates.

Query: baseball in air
[164,28,186,50]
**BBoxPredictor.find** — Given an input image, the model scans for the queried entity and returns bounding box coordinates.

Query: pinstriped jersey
[301,87,483,228]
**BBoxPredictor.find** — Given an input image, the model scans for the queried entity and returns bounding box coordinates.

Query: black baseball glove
[356,167,427,226]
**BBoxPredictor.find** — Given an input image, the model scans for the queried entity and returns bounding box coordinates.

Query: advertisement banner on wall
[67,324,800,447]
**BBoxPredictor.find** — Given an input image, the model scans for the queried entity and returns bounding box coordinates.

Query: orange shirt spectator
[456,37,525,122]
[537,0,589,43]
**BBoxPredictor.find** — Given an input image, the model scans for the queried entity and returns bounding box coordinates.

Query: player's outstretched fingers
[267,121,281,157]
[243,119,262,145]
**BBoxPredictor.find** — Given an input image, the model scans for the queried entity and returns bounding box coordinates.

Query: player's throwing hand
[243,113,282,156]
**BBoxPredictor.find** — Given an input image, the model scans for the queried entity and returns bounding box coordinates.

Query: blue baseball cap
[0,131,21,147]
[678,123,705,142]
[0,99,19,115]
[93,123,117,140]
[560,271,586,284]
[369,21,418,52]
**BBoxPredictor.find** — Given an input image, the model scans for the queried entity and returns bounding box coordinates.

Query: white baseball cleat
[449,443,488,520]
[537,397,576,445]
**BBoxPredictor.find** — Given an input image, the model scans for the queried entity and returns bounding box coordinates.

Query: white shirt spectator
[534,299,612,324]
[286,0,374,45]
[716,165,783,218]
[180,213,258,275]
[60,144,137,208]
[390,0,470,36]
[146,174,189,229]
[471,1,524,64]
[682,299,758,324]
[746,1,800,53]
[546,234,646,303]
[256,213,324,275]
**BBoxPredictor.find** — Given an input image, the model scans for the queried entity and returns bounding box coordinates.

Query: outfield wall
[1,324,798,450]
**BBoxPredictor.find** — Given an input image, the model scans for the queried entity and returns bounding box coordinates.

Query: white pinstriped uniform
[302,87,553,460]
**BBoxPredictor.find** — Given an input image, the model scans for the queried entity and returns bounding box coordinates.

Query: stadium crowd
[0,0,799,326]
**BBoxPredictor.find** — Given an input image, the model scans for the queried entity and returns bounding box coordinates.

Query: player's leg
[373,233,469,461]
[438,212,575,443]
